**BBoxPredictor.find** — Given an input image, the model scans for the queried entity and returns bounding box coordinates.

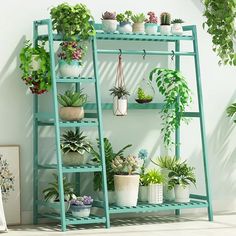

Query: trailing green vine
[149,68,192,147]
[203,0,236,65]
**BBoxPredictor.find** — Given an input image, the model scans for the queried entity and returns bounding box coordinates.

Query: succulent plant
[101,11,116,20]
[171,18,184,24]
[145,11,158,24]
[137,87,153,100]
[58,90,87,107]
[160,12,171,25]
[131,13,146,23]
[116,10,133,23]
[109,86,130,99]
[60,130,91,155]
[111,155,139,175]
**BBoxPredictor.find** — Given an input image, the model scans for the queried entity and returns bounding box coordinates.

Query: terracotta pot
[59,107,84,121]
[62,152,87,165]
[132,23,145,34]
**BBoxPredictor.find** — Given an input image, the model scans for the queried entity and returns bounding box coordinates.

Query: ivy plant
[50,3,95,40]
[203,0,236,65]
[149,68,192,147]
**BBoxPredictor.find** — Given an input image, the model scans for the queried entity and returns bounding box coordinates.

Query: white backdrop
[0,0,236,224]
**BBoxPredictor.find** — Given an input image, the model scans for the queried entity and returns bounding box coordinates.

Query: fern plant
[58,90,87,107]
[109,86,130,99]
[227,103,236,123]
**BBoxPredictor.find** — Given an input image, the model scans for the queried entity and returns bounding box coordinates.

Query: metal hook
[171,50,175,61]
[143,49,146,60]
[119,49,122,56]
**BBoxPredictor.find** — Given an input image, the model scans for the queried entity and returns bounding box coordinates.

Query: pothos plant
[149,68,192,147]
[203,0,236,66]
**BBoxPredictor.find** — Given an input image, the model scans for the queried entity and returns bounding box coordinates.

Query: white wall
[0,0,235,224]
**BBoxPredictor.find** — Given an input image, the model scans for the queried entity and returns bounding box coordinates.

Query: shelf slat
[56,77,96,83]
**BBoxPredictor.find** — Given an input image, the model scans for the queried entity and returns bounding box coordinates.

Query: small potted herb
[70,195,93,218]
[160,12,171,35]
[58,89,87,121]
[61,130,91,165]
[145,11,158,35]
[58,41,86,77]
[171,19,184,35]
[116,11,133,33]
[101,11,117,33]
[131,13,146,34]
[109,86,130,116]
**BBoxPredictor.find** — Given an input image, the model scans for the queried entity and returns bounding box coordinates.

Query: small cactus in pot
[160,12,171,35]
[101,11,117,33]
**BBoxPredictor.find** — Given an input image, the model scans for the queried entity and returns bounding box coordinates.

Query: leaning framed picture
[0,146,21,225]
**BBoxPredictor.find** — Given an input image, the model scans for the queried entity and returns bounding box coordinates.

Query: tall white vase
[148,184,163,204]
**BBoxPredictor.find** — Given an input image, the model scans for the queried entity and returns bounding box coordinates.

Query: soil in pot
[135,98,153,104]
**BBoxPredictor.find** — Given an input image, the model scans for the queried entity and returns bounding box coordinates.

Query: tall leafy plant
[149,68,192,147]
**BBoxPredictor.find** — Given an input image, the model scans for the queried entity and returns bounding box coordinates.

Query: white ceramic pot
[161,168,175,201]
[59,107,84,121]
[70,205,91,218]
[113,97,128,116]
[171,23,183,35]
[148,184,163,204]
[30,55,41,71]
[145,23,158,35]
[114,175,140,207]
[132,23,145,34]
[138,185,148,202]
[102,20,117,33]
[174,185,190,203]
[50,201,70,214]
[160,25,171,35]
[97,191,116,204]
[62,152,87,166]
[118,22,132,33]
[59,60,82,77]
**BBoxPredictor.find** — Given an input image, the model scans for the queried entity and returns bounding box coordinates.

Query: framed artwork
[0,146,20,225]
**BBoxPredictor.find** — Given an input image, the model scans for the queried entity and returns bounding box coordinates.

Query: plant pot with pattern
[131,13,146,34]
[61,130,91,166]
[58,89,87,121]
[42,173,74,214]
[109,86,130,116]
[160,12,171,35]
[101,11,117,33]
[116,11,133,34]
[145,11,158,35]
[171,19,184,35]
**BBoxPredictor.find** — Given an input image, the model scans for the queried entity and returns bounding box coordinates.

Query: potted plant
[145,11,158,35]
[42,173,74,214]
[50,3,95,40]
[111,155,140,207]
[109,86,130,116]
[58,89,87,121]
[101,11,117,33]
[19,40,51,95]
[149,68,192,147]
[58,41,86,77]
[90,138,132,204]
[70,195,93,218]
[142,169,164,204]
[171,19,184,35]
[60,130,91,165]
[116,11,133,33]
[168,162,196,203]
[160,12,171,35]
[131,13,146,34]
[135,87,154,104]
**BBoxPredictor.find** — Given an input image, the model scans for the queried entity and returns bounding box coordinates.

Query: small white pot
[132,23,145,34]
[174,185,190,203]
[59,60,82,77]
[30,55,41,71]
[113,97,128,116]
[145,23,158,35]
[118,22,132,33]
[70,205,91,218]
[59,107,84,121]
[49,201,70,214]
[161,168,175,201]
[160,25,171,35]
[138,185,148,202]
[171,23,183,35]
[102,20,117,33]
[148,184,163,204]
[97,190,116,204]
[62,152,87,166]
[114,175,140,207]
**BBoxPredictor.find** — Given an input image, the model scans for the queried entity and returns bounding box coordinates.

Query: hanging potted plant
[70,195,93,218]
[101,11,117,33]
[19,40,51,95]
[50,3,95,40]
[58,41,86,77]
[116,11,133,34]
[145,11,158,35]
[111,155,140,207]
[60,130,91,165]
[160,12,171,35]
[171,19,184,35]
[131,13,146,34]
[109,86,130,116]
[168,162,196,203]
[42,173,74,214]
[58,89,87,121]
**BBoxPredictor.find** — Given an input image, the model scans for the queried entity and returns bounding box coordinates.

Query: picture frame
[0,145,21,225]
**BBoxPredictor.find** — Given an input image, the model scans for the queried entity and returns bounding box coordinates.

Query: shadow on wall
[191,0,204,12]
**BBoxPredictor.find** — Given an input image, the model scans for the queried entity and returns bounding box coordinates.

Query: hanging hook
[119,49,122,56]
[143,49,146,60]
[171,50,175,61]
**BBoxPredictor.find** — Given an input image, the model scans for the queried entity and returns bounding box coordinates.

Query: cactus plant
[160,12,171,25]
[58,90,87,107]
[101,11,116,20]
